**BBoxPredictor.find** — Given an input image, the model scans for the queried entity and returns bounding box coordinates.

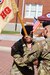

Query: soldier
[10,23,50,75]
[31,21,50,75]
[37,21,50,75]
[10,25,37,75]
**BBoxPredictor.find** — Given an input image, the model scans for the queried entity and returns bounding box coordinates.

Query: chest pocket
[23,46,31,56]
[46,40,50,50]
[41,39,50,59]
[23,43,42,58]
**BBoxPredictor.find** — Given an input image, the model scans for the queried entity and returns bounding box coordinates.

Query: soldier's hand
[33,59,38,66]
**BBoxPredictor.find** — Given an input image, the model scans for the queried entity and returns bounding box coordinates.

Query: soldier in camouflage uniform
[10,25,35,75]
[32,21,50,75]
[10,23,50,75]
[37,21,50,75]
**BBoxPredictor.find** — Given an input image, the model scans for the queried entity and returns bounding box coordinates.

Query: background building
[11,0,50,23]
[4,0,50,32]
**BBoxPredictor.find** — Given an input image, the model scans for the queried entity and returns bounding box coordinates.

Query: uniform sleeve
[11,42,19,56]
[13,54,28,66]
[11,42,28,66]
[27,42,43,62]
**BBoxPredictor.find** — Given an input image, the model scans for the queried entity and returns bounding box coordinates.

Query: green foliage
[1,31,20,34]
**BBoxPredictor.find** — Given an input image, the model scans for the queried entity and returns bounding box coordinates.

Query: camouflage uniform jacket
[11,38,50,75]
[11,38,36,75]
[11,38,41,66]
[38,38,50,75]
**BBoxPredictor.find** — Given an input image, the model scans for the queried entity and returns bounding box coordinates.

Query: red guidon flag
[0,0,18,33]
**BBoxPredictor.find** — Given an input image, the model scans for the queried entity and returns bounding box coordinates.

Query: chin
[26,40,32,44]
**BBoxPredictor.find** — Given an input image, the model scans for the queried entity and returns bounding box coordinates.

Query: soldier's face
[44,25,50,38]
[24,36,33,43]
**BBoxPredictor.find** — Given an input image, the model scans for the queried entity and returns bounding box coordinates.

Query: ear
[45,27,48,33]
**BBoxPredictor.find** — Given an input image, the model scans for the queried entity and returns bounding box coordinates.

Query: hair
[21,25,33,36]
[43,21,50,27]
